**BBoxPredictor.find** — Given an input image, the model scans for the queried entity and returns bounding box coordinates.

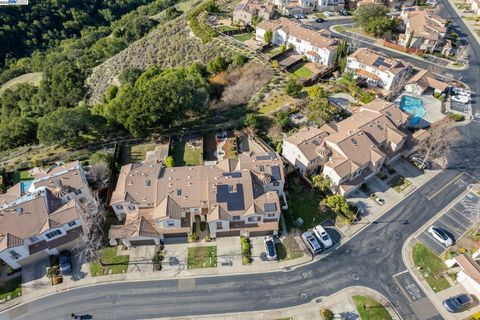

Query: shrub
[188,233,199,243]
[285,79,302,97]
[447,112,464,122]
[320,308,334,320]
[240,236,252,264]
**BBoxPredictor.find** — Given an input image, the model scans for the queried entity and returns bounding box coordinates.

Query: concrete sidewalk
[150,286,400,320]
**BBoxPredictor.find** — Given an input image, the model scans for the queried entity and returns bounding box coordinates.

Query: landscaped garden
[0,276,22,301]
[291,63,314,79]
[284,177,335,231]
[352,295,392,320]
[233,33,254,42]
[90,246,130,276]
[389,175,412,193]
[187,246,217,268]
[412,242,451,292]
[169,140,203,166]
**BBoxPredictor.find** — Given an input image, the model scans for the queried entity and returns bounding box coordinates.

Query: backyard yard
[90,247,130,276]
[412,242,451,292]
[0,277,22,301]
[187,246,217,269]
[233,33,254,42]
[352,295,392,320]
[11,170,33,184]
[170,139,203,166]
[130,143,156,162]
[284,177,335,231]
[291,63,313,79]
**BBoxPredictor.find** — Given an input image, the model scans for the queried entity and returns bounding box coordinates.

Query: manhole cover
[300,293,308,300]
[390,284,400,293]
[352,273,360,280]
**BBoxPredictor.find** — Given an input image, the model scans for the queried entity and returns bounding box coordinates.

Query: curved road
[3,1,480,319]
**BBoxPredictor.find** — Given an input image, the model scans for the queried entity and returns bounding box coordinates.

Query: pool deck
[395,93,445,128]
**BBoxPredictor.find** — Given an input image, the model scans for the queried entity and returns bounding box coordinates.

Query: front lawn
[333,25,346,33]
[284,177,334,231]
[389,175,412,193]
[188,246,217,269]
[412,242,451,292]
[0,277,22,300]
[170,140,203,166]
[90,247,130,276]
[233,33,254,42]
[352,295,392,320]
[291,64,314,79]
[276,235,304,261]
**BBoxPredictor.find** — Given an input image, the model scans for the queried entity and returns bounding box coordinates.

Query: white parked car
[452,87,472,97]
[324,11,333,17]
[451,95,470,104]
[313,225,333,248]
[428,226,454,246]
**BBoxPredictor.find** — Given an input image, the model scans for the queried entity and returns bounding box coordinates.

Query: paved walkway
[403,183,480,320]
[151,286,400,320]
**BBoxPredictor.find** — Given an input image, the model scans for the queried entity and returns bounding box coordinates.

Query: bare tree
[75,195,108,265]
[416,118,460,169]
[88,162,110,190]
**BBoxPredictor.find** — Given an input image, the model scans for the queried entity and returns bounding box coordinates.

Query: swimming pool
[399,95,426,125]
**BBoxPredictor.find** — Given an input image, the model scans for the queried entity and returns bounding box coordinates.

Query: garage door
[216,230,240,237]
[129,239,156,246]
[249,230,273,237]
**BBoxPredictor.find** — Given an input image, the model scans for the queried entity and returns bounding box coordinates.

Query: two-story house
[346,48,411,90]
[109,152,287,246]
[256,18,339,66]
[398,7,446,53]
[282,99,410,196]
[233,0,275,26]
[0,161,91,269]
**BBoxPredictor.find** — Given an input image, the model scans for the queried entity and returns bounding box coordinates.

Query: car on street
[452,87,472,97]
[443,294,474,313]
[313,225,333,248]
[323,11,333,17]
[428,226,454,246]
[339,9,349,15]
[302,231,323,255]
[264,236,277,261]
[451,95,470,104]
[315,17,325,23]
[59,251,72,275]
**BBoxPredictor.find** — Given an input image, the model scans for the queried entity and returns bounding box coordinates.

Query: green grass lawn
[291,65,314,79]
[412,242,451,292]
[217,25,237,32]
[284,177,334,231]
[11,170,33,184]
[170,141,203,166]
[333,25,346,33]
[352,295,392,320]
[90,247,130,276]
[130,143,156,162]
[276,236,304,261]
[233,33,254,42]
[0,277,22,300]
[187,246,217,269]
[389,175,412,193]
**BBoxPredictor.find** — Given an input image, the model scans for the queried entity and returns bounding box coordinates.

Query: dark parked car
[264,236,277,261]
[59,251,72,275]
[443,294,473,313]
[315,18,325,23]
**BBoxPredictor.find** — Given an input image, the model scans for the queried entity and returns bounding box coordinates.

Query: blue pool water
[399,95,426,125]
[20,180,33,194]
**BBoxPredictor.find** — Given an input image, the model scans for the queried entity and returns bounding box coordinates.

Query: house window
[267,212,276,217]
[67,221,77,227]
[167,220,175,227]
[128,205,135,211]
[273,181,280,187]
[248,216,260,222]
[176,189,182,196]
[232,216,241,221]
[16,208,23,216]
[116,205,123,210]
[259,165,265,172]
[45,229,62,240]
[74,189,82,195]
[9,250,21,260]
[216,222,223,230]
[29,236,40,243]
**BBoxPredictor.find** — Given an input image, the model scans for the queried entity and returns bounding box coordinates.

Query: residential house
[274,0,314,15]
[468,0,480,16]
[256,18,339,66]
[282,98,410,195]
[0,162,91,269]
[346,48,411,90]
[316,0,345,11]
[404,68,448,95]
[233,0,275,26]
[398,7,447,53]
[109,152,286,246]
[455,254,480,298]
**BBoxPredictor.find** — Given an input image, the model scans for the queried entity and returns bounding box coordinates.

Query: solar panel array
[372,57,392,69]
[255,152,277,161]
[216,184,245,211]
[271,166,281,181]
[222,172,242,178]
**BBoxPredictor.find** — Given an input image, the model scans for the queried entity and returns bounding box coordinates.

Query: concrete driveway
[216,237,242,267]
[128,245,157,273]
[21,257,50,295]
[162,243,188,274]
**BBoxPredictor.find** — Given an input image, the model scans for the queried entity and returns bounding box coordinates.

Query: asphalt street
[2,1,480,320]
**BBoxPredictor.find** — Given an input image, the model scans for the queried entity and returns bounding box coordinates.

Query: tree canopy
[353,4,396,37]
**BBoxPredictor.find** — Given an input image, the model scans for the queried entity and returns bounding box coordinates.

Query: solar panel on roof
[217,184,229,194]
[255,152,277,161]
[264,203,277,212]
[271,166,281,181]
[216,184,245,211]
[222,172,242,178]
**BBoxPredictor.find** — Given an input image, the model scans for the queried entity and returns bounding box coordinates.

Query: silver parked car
[302,231,322,255]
